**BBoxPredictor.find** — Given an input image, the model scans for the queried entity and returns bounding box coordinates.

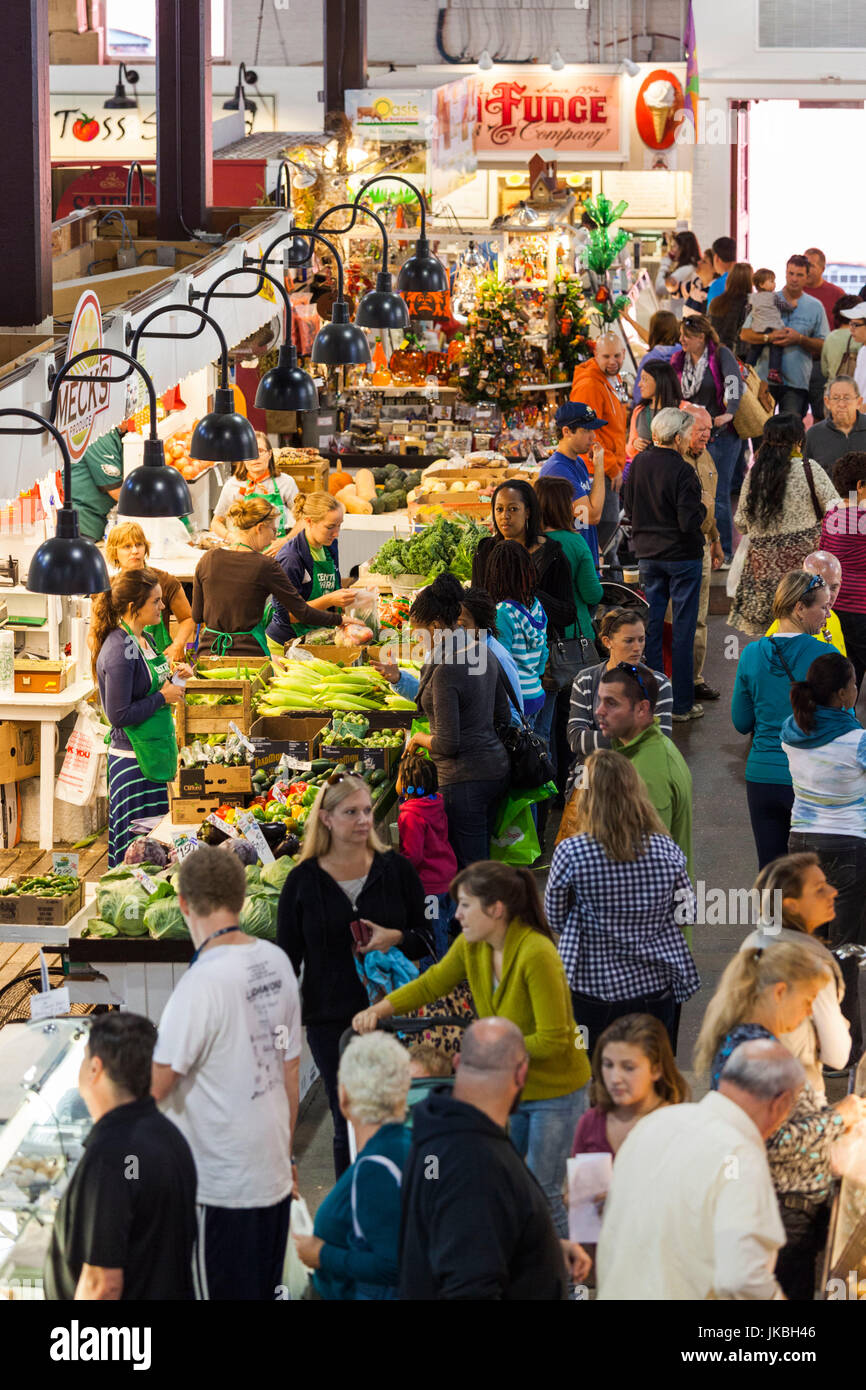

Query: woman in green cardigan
[353,861,590,1237]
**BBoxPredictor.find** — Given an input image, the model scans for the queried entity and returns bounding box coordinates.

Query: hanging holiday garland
[457,276,527,409]
[580,193,631,325]
[550,273,594,379]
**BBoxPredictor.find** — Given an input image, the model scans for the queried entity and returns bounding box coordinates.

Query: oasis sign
[476,72,623,157]
[55,291,111,462]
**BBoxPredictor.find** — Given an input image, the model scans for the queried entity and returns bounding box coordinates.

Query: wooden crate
[175,681,253,743]
[408,492,493,521]
[274,455,329,494]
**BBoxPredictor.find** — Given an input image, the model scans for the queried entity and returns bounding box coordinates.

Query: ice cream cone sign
[636,69,684,150]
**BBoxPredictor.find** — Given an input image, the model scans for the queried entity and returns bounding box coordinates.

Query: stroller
[339,1015,470,1161]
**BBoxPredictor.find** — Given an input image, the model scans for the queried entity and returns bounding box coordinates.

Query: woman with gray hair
[292,1031,411,1300]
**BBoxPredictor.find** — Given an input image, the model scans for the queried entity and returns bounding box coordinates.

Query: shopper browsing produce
[353,861,591,1238]
[193,496,342,656]
[482,539,548,725]
[267,491,357,647]
[104,521,195,662]
[91,569,192,867]
[210,431,298,554]
[277,773,434,1177]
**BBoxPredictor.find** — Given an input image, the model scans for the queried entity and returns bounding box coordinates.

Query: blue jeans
[509,1084,589,1237]
[639,556,704,715]
[708,429,742,558]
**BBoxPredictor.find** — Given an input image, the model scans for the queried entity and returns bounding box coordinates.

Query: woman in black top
[472,480,575,759]
[277,773,433,1176]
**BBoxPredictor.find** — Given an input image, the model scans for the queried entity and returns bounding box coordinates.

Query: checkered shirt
[545,833,700,1003]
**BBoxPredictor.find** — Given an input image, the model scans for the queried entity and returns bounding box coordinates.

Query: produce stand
[0,680,95,851]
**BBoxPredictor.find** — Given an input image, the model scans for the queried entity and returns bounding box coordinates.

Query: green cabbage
[239,891,277,939]
[144,899,189,940]
[260,858,294,892]
[245,863,262,886]
[81,918,118,939]
[96,884,150,935]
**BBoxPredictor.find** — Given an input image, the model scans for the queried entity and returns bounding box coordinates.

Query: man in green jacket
[595,663,695,881]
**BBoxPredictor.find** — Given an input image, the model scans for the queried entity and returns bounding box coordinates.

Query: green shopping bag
[410,717,431,758]
[490,783,556,865]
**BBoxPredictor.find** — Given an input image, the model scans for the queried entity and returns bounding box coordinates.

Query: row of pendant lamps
[4,177,448,596]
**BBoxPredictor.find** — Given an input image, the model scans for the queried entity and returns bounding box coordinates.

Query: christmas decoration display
[550,273,594,379]
[457,276,527,409]
[580,194,631,324]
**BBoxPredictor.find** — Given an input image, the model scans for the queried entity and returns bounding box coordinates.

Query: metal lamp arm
[127,304,230,389]
[48,348,159,442]
[314,202,390,273]
[253,228,345,302]
[193,265,293,343]
[353,175,427,239]
[0,408,73,510]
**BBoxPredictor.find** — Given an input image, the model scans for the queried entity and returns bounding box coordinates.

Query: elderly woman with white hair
[293,1031,411,1300]
[622,406,708,721]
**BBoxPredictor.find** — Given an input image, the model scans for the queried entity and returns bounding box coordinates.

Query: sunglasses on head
[803,574,826,596]
[616,661,651,702]
[327,771,366,787]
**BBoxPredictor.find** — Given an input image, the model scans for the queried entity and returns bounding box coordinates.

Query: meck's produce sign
[55,291,111,461]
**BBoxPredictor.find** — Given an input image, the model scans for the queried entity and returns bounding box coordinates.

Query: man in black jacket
[399,1018,590,1300]
[623,406,706,723]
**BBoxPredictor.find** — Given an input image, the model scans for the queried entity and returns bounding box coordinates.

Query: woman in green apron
[267,491,357,648]
[211,431,298,555]
[193,496,344,658]
[105,522,196,663]
[91,569,193,866]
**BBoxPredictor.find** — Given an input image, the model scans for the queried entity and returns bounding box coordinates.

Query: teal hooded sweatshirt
[731,633,828,784]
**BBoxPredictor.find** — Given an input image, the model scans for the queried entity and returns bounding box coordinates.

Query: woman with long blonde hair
[267,490,357,647]
[276,772,433,1177]
[211,430,298,553]
[192,495,343,655]
[104,521,194,661]
[544,749,700,1053]
[694,937,866,1300]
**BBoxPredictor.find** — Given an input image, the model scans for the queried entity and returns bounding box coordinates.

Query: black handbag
[495,667,556,790]
[546,630,600,691]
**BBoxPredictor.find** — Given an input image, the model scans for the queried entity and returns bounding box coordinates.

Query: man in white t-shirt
[152,846,301,1301]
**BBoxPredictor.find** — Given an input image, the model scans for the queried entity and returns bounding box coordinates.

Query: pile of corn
[255,656,416,715]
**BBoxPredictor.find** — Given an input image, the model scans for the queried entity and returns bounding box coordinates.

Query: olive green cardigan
[387,919,590,1100]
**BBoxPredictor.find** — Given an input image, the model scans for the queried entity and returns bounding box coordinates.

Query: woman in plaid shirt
[545,750,699,1054]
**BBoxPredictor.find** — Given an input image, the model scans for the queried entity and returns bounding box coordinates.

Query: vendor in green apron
[211,431,298,555]
[105,521,195,663]
[92,569,194,867]
[267,491,357,648]
[193,495,345,657]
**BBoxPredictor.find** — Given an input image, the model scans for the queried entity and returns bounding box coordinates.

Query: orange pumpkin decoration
[329,470,353,497]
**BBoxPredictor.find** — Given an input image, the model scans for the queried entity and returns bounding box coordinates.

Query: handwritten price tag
[206,813,240,839]
[129,865,160,895]
[235,810,275,864]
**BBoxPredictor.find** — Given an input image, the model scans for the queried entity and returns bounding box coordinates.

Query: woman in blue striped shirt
[483,540,549,727]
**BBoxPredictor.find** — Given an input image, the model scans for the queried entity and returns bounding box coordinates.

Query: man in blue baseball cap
[539,401,607,568]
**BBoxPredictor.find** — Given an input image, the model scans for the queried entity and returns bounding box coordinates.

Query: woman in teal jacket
[731,569,830,868]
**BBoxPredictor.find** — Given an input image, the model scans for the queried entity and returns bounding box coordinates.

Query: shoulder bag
[802,457,824,525]
[494,665,556,790]
[839,334,859,379]
[546,613,600,691]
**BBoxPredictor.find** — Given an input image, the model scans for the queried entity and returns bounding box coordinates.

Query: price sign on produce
[235,811,275,864]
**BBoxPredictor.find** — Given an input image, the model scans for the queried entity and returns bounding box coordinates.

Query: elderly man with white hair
[292,1030,411,1300]
[623,406,707,721]
[597,1039,803,1300]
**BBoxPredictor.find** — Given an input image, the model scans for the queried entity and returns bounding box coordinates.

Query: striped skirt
[107,752,169,867]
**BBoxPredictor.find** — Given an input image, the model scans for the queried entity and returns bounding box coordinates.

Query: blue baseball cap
[555,401,608,430]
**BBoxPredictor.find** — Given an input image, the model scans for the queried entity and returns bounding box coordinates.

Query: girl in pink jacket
[397,748,458,962]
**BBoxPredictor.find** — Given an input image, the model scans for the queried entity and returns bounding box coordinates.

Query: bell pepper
[249,804,266,821]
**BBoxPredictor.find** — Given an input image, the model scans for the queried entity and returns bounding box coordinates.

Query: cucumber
[370,768,389,786]
[309,759,332,775]
[332,763,348,776]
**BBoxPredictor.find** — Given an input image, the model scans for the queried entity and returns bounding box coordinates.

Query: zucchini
[370,768,388,786]
[309,759,332,775]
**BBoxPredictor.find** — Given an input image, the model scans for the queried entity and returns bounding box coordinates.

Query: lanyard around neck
[190,924,242,966]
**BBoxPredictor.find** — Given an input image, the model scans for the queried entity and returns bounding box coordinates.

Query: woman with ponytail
[782,650,866,1065]
[267,491,358,647]
[353,859,590,1236]
[91,569,193,865]
[695,939,866,1300]
[545,750,699,1053]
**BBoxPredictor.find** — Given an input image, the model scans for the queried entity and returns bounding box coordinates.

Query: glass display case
[823,1051,866,1300]
[0,1019,92,1300]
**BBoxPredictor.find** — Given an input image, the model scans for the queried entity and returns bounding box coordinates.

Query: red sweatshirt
[397,794,458,896]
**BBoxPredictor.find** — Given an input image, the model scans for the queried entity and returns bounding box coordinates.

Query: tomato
[72,114,99,142]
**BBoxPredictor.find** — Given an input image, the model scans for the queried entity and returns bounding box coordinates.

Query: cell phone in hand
[350,919,373,951]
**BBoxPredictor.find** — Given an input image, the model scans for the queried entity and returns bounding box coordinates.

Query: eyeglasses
[616,661,651,701]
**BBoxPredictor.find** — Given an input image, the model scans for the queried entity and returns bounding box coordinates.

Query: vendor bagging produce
[267,492,357,647]
[91,570,193,867]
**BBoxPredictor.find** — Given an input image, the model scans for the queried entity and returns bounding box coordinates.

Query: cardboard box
[169,794,246,826]
[174,765,253,798]
[49,29,101,63]
[249,716,329,769]
[317,730,406,774]
[289,646,361,668]
[14,660,72,695]
[0,880,83,926]
[0,722,40,783]
[48,0,88,32]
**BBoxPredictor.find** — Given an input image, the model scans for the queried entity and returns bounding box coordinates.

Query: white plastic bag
[281,1196,314,1301]
[726,536,749,598]
[56,703,108,806]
